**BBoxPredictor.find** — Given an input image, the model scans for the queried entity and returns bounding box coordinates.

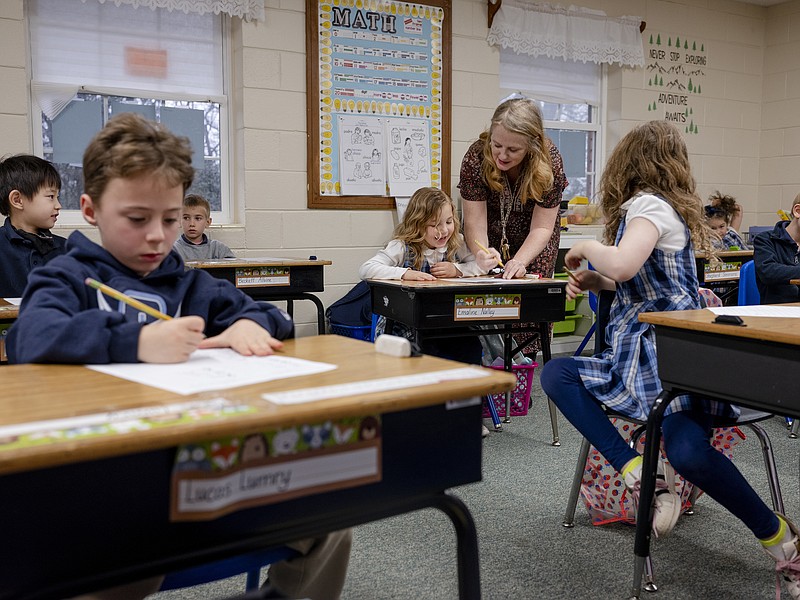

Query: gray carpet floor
[150,366,800,599]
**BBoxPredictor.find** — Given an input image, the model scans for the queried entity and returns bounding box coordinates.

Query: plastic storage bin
[553,314,583,335]
[482,362,538,417]
[328,322,373,341]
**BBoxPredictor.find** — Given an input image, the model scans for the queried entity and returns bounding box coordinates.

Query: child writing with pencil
[7,113,352,600]
[359,187,497,361]
[540,121,800,598]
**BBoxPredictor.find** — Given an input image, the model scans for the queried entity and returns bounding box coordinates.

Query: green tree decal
[648,78,652,86]
[697,85,702,94]
[676,36,681,47]
[659,75,664,86]
[688,78,693,92]
[649,34,653,44]
[684,40,688,49]
[657,34,661,45]
[701,44,704,51]
[668,37,672,46]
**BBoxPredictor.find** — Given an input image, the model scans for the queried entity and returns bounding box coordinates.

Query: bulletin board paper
[307,0,451,209]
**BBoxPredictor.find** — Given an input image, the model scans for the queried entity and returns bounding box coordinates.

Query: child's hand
[475,248,502,273]
[564,269,604,299]
[198,319,284,356]
[430,262,461,278]
[401,269,436,281]
[138,316,206,363]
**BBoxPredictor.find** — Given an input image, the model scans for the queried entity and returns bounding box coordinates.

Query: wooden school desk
[694,249,754,304]
[628,306,800,598]
[185,257,332,334]
[366,277,567,442]
[0,336,514,600]
[0,299,19,363]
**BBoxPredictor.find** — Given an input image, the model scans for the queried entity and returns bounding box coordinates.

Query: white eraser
[375,334,412,358]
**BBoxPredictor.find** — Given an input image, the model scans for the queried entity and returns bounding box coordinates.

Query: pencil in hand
[84,278,172,321]
[562,267,578,280]
[473,240,504,268]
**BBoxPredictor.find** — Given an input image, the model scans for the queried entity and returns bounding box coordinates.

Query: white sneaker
[624,462,681,538]
[482,424,490,438]
[764,514,800,599]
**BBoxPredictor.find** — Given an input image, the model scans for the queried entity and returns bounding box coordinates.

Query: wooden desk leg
[630,390,674,599]
[538,322,561,447]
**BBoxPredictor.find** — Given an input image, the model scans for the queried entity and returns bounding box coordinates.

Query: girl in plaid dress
[540,121,800,598]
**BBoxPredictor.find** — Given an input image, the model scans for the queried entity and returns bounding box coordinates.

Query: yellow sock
[621,455,643,479]
[761,515,788,547]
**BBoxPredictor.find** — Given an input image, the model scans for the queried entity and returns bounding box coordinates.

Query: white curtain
[87,0,265,21]
[30,0,225,120]
[488,1,644,68]
[500,48,600,105]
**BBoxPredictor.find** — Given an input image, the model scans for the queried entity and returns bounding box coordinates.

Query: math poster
[307,0,451,208]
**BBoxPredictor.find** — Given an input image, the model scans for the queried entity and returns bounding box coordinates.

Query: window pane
[42,93,221,211]
[546,128,595,200]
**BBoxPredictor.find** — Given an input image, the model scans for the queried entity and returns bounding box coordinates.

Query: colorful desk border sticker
[170,414,382,521]
[0,399,256,452]
[235,266,291,288]
[453,293,521,321]
[704,261,742,282]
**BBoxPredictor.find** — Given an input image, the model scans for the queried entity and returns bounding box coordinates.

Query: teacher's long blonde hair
[479,98,554,204]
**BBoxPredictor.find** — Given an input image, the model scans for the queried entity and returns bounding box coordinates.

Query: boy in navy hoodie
[753,193,800,304]
[7,113,351,599]
[0,154,67,297]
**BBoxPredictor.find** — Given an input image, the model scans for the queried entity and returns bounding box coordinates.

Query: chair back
[737,260,760,306]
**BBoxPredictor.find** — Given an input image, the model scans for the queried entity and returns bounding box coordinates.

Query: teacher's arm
[462,198,488,257]
[503,204,560,279]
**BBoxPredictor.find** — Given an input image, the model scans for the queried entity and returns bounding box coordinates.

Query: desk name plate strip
[235,266,291,288]
[171,415,382,521]
[704,260,742,282]
[453,293,521,321]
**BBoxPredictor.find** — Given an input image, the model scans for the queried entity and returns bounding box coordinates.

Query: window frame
[27,10,233,227]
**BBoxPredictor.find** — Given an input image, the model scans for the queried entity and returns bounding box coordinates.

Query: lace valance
[87,0,265,21]
[487,1,644,68]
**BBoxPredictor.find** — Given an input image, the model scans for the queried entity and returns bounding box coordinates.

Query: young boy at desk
[753,193,800,304]
[0,154,67,297]
[173,193,236,261]
[7,113,351,600]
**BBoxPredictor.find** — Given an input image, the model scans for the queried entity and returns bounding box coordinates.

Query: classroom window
[27,0,231,223]
[500,51,602,202]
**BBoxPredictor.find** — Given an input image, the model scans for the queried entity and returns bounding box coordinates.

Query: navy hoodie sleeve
[753,230,800,285]
[183,272,294,341]
[7,262,142,364]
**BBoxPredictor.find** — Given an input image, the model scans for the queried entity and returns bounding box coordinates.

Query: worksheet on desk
[87,349,337,395]
[708,305,800,318]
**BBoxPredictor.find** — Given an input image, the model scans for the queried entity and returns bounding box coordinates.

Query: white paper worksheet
[707,305,800,318]
[87,349,337,395]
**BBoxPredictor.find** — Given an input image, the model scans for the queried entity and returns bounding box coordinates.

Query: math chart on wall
[307,0,451,209]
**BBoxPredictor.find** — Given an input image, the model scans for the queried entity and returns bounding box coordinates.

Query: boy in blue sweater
[0,154,67,297]
[8,113,351,599]
[753,193,800,304]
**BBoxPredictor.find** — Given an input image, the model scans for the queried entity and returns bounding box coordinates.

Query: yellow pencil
[473,240,504,268]
[85,278,172,321]
[562,266,578,280]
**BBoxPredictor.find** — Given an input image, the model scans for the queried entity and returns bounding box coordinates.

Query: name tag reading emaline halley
[453,293,521,321]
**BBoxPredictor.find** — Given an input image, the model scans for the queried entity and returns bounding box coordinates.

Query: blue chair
[737,260,760,306]
[159,546,300,593]
[573,291,597,356]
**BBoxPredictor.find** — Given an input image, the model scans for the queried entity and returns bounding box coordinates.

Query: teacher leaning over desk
[458,96,568,358]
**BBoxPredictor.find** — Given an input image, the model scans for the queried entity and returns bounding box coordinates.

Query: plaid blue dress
[375,244,432,340]
[574,195,739,421]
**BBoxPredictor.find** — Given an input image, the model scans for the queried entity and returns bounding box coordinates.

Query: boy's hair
[183,194,211,218]
[478,98,554,204]
[83,112,195,204]
[599,120,712,256]
[393,187,461,270]
[0,154,62,217]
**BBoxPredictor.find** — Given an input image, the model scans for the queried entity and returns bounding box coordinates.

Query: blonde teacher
[459,96,568,356]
